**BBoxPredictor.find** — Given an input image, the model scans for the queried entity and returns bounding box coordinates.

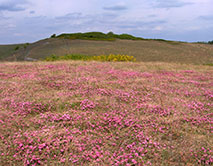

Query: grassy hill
[0,32,213,65]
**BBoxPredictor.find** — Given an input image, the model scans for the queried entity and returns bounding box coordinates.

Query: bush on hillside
[14,46,19,51]
[51,34,56,38]
[208,40,213,44]
[57,32,144,41]
[91,54,136,62]
[45,54,136,62]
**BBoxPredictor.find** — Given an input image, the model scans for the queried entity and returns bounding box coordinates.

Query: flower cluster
[0,61,212,165]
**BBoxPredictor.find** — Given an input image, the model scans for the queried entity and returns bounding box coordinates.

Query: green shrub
[45,54,60,61]
[204,63,213,66]
[208,40,213,44]
[91,54,136,62]
[115,34,141,40]
[57,32,144,41]
[14,46,19,51]
[45,54,136,62]
[51,34,56,38]
[23,43,29,49]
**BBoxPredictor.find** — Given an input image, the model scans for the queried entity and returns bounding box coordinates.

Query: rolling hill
[0,32,213,65]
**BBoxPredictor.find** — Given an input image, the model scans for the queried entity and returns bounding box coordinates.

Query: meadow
[0,61,212,165]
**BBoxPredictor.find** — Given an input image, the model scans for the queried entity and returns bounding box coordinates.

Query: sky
[0,0,213,44]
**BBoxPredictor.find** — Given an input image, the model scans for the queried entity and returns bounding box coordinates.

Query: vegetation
[57,32,144,41]
[0,61,212,165]
[51,34,56,38]
[14,46,20,51]
[204,63,213,66]
[45,54,136,62]
[195,40,213,44]
[208,40,213,44]
[23,43,29,49]
[14,43,29,51]
[91,54,136,62]
[56,32,184,44]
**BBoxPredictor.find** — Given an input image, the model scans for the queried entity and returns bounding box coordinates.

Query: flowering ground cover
[0,61,212,165]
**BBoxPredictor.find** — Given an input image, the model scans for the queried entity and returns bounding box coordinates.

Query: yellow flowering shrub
[90,54,136,62]
[45,54,136,62]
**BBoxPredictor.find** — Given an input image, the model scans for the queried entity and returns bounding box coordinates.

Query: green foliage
[195,41,208,44]
[51,34,56,38]
[204,63,213,66]
[14,46,19,51]
[45,54,136,62]
[56,32,144,41]
[208,40,213,44]
[114,33,142,40]
[14,43,29,51]
[152,39,168,42]
[56,31,183,44]
[71,102,81,109]
[45,54,60,61]
[45,54,90,61]
[107,31,114,36]
[195,41,213,44]
[91,54,136,62]
[23,43,29,49]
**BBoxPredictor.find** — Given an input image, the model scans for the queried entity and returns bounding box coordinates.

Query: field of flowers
[0,61,212,165]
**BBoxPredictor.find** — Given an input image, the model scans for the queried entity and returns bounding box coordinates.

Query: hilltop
[0,32,213,65]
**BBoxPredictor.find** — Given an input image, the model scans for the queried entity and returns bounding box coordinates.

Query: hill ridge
[0,32,212,64]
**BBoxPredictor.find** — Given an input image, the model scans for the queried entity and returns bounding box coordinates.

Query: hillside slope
[0,44,25,61]
[1,37,213,64]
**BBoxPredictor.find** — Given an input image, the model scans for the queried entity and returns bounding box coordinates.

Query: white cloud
[0,0,212,43]
[153,26,163,31]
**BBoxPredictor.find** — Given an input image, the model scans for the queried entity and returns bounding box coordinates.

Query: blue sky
[0,0,213,44]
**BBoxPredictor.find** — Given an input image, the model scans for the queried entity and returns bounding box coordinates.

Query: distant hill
[0,32,213,65]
